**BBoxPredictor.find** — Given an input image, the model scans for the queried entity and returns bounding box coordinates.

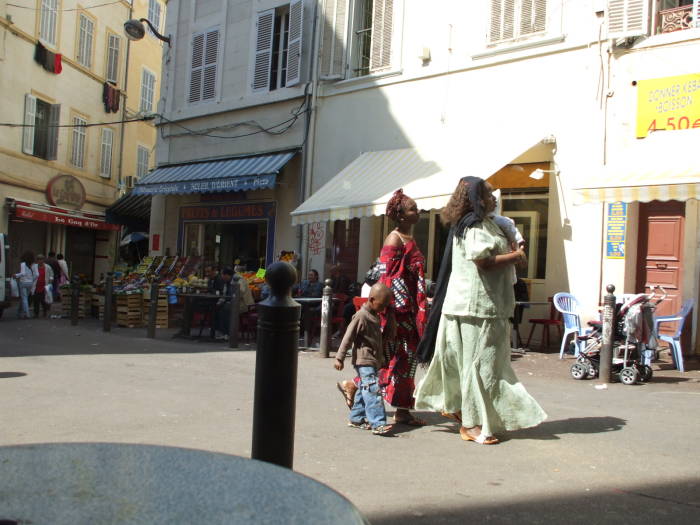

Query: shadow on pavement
[507,416,626,440]
[367,478,700,524]
[0,372,27,379]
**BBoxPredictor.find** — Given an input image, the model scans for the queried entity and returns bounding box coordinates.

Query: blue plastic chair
[653,298,694,372]
[553,293,585,358]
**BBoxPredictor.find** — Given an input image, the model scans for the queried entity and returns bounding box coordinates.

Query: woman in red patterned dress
[378,189,428,425]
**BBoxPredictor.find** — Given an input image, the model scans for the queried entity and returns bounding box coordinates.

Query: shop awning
[132,151,296,195]
[105,192,152,225]
[290,133,553,225]
[574,129,700,204]
[8,199,120,231]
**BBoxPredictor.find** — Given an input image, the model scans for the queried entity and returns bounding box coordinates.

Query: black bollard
[319,278,333,358]
[103,272,113,332]
[599,284,616,384]
[70,275,80,326]
[252,262,301,469]
[228,274,241,349]
[147,280,160,339]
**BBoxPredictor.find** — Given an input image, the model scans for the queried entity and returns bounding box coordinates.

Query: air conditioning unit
[125,176,135,189]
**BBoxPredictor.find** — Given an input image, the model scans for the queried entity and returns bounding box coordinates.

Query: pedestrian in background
[56,254,69,286]
[46,252,61,301]
[415,177,546,445]
[31,254,54,319]
[15,251,36,319]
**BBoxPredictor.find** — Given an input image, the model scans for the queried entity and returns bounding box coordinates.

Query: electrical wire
[0,116,154,128]
[7,1,123,12]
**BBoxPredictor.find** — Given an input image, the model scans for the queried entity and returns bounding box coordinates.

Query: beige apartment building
[0,0,165,281]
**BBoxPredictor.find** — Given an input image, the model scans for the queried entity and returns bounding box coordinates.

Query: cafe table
[294,297,339,350]
[174,292,222,340]
[0,443,367,525]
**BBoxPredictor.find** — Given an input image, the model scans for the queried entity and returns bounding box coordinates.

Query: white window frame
[77,13,95,68]
[148,0,163,39]
[99,128,114,178]
[106,34,121,84]
[71,115,88,169]
[39,0,59,47]
[488,0,548,45]
[137,145,150,178]
[140,68,156,113]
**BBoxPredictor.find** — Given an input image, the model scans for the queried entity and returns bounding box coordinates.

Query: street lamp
[529,168,559,180]
[124,18,171,46]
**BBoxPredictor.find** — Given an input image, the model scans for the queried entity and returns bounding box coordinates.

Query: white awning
[291,132,554,225]
[574,129,700,204]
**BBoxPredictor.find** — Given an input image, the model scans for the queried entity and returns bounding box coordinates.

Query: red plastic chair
[525,297,562,351]
[353,297,368,311]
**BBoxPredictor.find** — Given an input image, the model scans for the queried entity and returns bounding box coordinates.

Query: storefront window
[204,221,268,271]
[502,192,549,280]
[331,219,360,289]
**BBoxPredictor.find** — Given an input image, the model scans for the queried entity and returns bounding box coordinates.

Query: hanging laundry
[34,41,61,74]
[34,42,47,67]
[43,49,55,72]
[102,82,120,113]
[54,54,62,74]
[110,88,120,113]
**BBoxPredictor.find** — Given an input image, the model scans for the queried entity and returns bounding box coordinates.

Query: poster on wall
[308,222,325,256]
[606,202,627,259]
[636,73,700,138]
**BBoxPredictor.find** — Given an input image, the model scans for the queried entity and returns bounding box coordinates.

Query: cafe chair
[553,293,585,358]
[525,296,562,352]
[239,305,258,341]
[653,298,695,372]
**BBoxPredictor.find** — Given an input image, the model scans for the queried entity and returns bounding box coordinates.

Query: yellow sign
[637,73,700,137]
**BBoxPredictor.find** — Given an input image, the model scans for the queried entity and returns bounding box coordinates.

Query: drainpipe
[298,0,321,275]
[118,2,133,195]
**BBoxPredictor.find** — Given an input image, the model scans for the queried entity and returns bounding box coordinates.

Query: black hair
[48,251,56,258]
[222,267,234,276]
[309,269,319,278]
[57,254,64,260]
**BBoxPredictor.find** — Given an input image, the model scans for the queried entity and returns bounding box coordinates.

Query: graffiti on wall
[308,222,325,256]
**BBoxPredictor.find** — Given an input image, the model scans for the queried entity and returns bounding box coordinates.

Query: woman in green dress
[415,176,546,444]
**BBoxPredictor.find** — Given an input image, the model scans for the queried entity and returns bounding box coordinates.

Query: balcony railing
[658,5,694,34]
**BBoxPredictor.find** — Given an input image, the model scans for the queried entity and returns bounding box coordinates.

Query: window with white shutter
[489,0,547,44]
[252,9,275,92]
[369,0,393,72]
[320,0,349,79]
[39,0,58,47]
[99,128,114,178]
[148,0,163,38]
[140,68,156,113]
[77,14,95,68]
[137,146,150,178]
[106,34,121,84]
[189,28,220,104]
[695,0,700,27]
[23,94,60,160]
[607,0,650,39]
[286,0,303,86]
[71,115,87,169]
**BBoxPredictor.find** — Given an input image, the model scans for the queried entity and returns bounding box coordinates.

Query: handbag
[44,284,53,304]
[10,278,19,298]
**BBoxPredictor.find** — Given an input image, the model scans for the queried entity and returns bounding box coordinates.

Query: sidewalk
[1,317,699,523]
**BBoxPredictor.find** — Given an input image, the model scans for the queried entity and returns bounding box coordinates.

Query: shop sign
[180,203,275,221]
[15,206,120,231]
[637,73,700,138]
[605,202,627,259]
[46,174,86,210]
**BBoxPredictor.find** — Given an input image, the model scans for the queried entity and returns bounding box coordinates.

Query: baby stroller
[570,286,666,385]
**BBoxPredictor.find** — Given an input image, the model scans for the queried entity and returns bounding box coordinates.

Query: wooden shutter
[106,34,120,84]
[320,0,349,79]
[46,103,60,161]
[286,0,303,86]
[202,29,220,100]
[694,0,700,28]
[607,0,649,39]
[99,128,113,178]
[22,94,36,155]
[189,32,205,103]
[520,0,547,36]
[489,0,516,42]
[370,0,394,72]
[252,9,275,92]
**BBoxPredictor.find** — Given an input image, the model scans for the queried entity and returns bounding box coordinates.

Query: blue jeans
[350,366,387,429]
[17,282,32,318]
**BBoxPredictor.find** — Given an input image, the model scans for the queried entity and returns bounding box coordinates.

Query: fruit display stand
[116,293,143,328]
[142,285,169,329]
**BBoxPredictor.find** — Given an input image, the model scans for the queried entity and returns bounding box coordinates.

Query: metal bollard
[319,278,333,358]
[147,279,160,339]
[103,272,113,332]
[70,275,80,326]
[599,284,616,384]
[228,274,241,349]
[252,262,301,469]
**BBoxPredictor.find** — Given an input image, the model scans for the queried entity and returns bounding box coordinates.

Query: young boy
[334,282,393,435]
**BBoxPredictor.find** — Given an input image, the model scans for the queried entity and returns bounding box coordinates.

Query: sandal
[372,425,393,435]
[459,427,499,445]
[393,414,427,426]
[348,420,370,430]
[336,381,357,410]
[441,411,462,423]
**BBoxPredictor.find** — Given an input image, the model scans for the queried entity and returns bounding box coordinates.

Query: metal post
[319,278,333,358]
[147,280,159,339]
[70,275,80,326]
[599,284,616,384]
[252,262,301,469]
[103,272,113,332]
[228,274,241,349]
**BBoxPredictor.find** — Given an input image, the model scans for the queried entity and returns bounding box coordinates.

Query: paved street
[1,317,699,524]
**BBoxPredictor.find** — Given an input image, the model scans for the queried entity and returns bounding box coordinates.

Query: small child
[490,190,526,284]
[334,282,393,435]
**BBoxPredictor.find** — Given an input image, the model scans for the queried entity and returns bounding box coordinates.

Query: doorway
[8,220,48,274]
[65,227,96,281]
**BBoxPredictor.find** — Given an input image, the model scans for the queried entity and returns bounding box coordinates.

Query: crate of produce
[142,288,169,329]
[60,288,92,318]
[116,293,143,327]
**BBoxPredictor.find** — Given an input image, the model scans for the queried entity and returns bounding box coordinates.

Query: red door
[636,201,685,336]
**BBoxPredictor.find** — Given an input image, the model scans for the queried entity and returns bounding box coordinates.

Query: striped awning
[133,151,296,195]
[105,192,152,225]
[291,133,552,225]
[574,129,700,204]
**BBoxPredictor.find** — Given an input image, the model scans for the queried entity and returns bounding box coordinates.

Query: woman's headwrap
[417,176,487,363]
